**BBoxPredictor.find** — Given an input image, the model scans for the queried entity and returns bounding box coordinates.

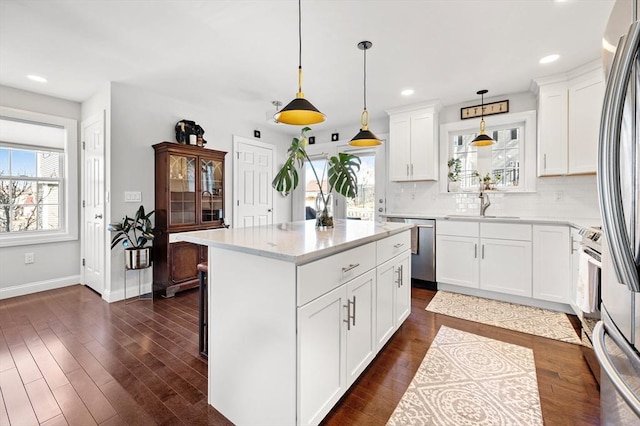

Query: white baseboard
[102,281,153,303]
[0,275,81,300]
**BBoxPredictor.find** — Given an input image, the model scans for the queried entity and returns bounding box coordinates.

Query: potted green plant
[272,127,361,229]
[447,158,461,192]
[107,204,156,269]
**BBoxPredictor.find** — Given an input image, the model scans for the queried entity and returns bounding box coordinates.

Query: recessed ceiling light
[539,54,560,64]
[27,74,47,83]
[401,89,415,96]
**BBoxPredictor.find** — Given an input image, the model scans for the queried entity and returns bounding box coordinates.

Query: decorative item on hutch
[272,127,360,229]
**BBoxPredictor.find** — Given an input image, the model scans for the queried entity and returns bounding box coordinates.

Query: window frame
[0,106,78,247]
[439,110,537,193]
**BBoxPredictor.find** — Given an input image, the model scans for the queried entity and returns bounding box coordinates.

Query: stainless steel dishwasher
[387,217,436,287]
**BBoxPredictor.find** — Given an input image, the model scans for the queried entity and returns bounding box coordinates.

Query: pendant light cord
[363,46,367,111]
[298,0,302,93]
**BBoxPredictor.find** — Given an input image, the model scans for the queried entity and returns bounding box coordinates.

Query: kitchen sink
[445,215,520,219]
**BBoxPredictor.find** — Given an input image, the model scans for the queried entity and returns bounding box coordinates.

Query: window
[440,110,536,193]
[0,107,78,246]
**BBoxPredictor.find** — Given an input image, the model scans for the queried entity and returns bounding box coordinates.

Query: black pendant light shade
[470,89,495,147]
[274,0,325,125]
[350,41,381,146]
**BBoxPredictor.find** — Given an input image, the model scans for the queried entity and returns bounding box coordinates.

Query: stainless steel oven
[577,226,603,384]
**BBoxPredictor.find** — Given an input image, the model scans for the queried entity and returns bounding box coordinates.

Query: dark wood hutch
[152,142,226,297]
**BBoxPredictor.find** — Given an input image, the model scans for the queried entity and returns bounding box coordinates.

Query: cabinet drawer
[297,242,376,306]
[481,222,531,241]
[377,230,411,264]
[437,220,479,237]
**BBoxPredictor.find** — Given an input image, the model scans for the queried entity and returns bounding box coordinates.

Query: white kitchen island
[176,219,413,426]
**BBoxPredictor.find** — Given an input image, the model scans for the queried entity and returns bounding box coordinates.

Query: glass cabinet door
[169,155,196,225]
[200,158,223,224]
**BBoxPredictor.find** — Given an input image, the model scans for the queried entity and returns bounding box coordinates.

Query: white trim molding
[0,275,81,300]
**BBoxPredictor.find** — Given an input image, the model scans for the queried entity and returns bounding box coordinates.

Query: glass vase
[315,193,334,229]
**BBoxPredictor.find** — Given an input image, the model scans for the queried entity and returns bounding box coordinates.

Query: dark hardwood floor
[0,285,599,425]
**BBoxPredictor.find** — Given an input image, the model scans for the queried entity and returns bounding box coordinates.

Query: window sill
[0,231,78,248]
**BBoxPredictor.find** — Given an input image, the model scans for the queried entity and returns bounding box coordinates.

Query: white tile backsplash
[387,174,600,221]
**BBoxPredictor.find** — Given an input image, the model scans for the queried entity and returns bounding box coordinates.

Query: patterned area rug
[387,326,543,426]
[425,291,581,345]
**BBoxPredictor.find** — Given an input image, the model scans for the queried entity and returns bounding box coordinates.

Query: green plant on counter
[272,127,361,228]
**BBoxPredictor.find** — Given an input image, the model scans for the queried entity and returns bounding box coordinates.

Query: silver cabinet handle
[482,244,485,259]
[396,266,402,288]
[474,243,477,259]
[543,153,547,170]
[598,22,640,292]
[344,297,356,331]
[410,164,414,176]
[95,214,103,219]
[342,263,360,273]
[393,243,404,249]
[406,164,410,177]
[351,296,356,327]
[343,300,351,331]
[593,320,640,417]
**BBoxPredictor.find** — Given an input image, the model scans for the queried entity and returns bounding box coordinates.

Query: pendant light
[349,41,381,147]
[274,0,325,125]
[470,89,495,147]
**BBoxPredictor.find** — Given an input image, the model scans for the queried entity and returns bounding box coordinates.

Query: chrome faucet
[479,191,491,216]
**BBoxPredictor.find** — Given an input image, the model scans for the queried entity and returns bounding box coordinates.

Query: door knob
[378,207,383,212]
[95,214,103,219]
[267,208,273,212]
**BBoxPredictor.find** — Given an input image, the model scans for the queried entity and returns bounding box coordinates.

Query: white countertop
[175,219,413,265]
[384,213,600,229]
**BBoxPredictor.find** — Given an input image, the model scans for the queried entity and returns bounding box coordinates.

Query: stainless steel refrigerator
[596,0,640,423]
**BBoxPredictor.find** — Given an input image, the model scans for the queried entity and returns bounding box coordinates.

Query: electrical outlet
[24,253,34,264]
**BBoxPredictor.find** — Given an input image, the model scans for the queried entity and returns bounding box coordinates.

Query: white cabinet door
[375,258,396,349]
[568,73,605,174]
[389,113,411,181]
[298,285,347,426]
[436,235,479,288]
[394,251,412,325]
[345,270,376,386]
[538,83,568,176]
[480,239,532,297]
[410,110,436,181]
[533,225,571,303]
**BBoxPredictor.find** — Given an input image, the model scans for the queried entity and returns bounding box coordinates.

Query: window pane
[39,203,59,230]
[39,182,59,204]
[346,153,375,221]
[11,150,37,177]
[0,205,7,233]
[37,152,60,178]
[11,203,38,231]
[0,148,8,176]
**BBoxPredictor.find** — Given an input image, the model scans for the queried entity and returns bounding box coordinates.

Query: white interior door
[81,112,105,294]
[233,136,274,228]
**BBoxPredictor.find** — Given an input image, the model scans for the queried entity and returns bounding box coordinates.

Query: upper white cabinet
[534,61,605,176]
[386,101,440,181]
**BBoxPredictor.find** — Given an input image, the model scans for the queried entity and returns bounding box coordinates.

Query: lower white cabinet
[480,238,532,297]
[298,269,376,426]
[532,225,571,303]
[376,251,411,349]
[436,234,479,288]
[436,220,532,297]
[297,231,411,426]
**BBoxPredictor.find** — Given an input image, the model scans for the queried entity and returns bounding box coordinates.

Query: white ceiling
[0,0,615,133]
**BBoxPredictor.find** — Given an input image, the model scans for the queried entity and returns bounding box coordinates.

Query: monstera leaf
[272,127,310,196]
[328,153,361,199]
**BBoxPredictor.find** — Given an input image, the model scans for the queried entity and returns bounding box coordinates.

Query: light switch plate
[125,191,142,202]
